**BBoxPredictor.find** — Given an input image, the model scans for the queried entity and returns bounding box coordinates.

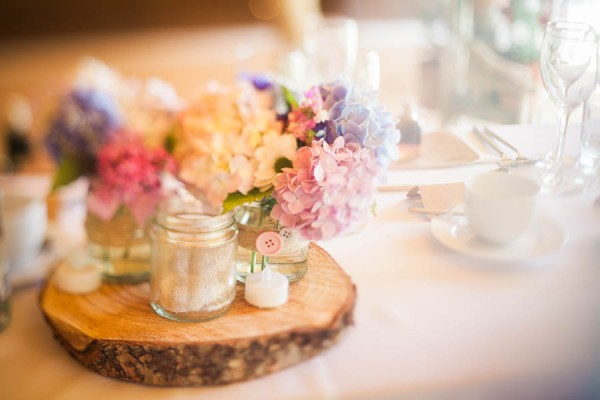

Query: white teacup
[2,195,47,269]
[464,171,540,245]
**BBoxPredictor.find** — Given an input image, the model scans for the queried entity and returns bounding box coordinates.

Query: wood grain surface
[39,243,356,386]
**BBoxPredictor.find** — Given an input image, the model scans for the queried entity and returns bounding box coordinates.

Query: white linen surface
[1,124,599,399]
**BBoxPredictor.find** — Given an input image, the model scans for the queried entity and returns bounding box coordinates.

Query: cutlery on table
[482,127,532,163]
[473,127,512,166]
[473,127,536,168]
[408,207,464,216]
[377,185,414,192]
[378,185,420,198]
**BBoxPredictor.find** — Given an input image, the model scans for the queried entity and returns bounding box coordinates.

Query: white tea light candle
[54,253,102,294]
[245,268,288,308]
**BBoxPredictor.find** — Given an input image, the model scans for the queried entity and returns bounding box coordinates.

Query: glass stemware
[580,44,600,175]
[303,15,359,84]
[353,49,381,91]
[539,20,598,195]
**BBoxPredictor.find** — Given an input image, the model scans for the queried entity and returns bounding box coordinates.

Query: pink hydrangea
[87,132,177,226]
[271,137,380,241]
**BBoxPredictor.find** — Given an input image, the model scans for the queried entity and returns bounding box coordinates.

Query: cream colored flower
[229,155,256,195]
[254,133,297,191]
[173,82,286,207]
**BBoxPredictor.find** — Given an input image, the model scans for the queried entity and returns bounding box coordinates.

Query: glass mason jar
[150,202,238,322]
[235,202,308,283]
[85,207,151,284]
[0,192,10,332]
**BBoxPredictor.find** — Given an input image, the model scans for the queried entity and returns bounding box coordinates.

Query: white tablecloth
[1,124,599,399]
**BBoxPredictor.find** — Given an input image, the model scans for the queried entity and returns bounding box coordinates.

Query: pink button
[256,231,284,256]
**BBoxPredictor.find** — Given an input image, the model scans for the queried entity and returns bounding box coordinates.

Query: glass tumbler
[85,207,151,284]
[0,191,10,332]
[581,89,600,173]
[303,15,359,83]
[150,202,238,322]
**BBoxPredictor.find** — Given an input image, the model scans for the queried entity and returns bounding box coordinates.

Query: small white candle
[54,252,102,294]
[244,268,288,308]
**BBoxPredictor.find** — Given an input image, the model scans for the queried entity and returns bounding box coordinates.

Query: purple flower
[286,80,400,167]
[238,72,274,91]
[315,120,337,143]
[45,89,121,162]
[322,83,400,166]
[251,74,273,91]
[320,82,348,110]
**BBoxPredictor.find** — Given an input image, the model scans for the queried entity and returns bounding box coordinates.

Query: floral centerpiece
[173,76,400,281]
[45,60,181,283]
[272,82,399,240]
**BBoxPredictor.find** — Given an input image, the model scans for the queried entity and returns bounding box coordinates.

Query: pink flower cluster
[271,137,380,241]
[87,132,177,226]
[286,108,316,142]
[285,86,323,142]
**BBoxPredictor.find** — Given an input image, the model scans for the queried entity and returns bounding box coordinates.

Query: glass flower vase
[85,207,151,284]
[234,202,309,283]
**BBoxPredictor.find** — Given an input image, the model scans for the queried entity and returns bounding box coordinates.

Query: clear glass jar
[150,201,238,322]
[235,202,308,283]
[85,207,150,284]
[0,243,10,333]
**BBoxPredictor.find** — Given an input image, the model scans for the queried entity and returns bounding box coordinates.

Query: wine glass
[353,49,381,91]
[303,15,359,84]
[539,20,598,195]
[579,41,600,175]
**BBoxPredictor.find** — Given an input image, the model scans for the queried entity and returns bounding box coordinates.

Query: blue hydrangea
[45,89,121,162]
[320,82,400,166]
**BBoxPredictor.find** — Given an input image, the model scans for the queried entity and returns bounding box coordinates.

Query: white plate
[431,215,565,261]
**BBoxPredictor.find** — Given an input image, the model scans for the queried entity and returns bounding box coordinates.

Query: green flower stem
[250,251,257,273]
[261,255,269,271]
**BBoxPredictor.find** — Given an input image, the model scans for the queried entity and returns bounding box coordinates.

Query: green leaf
[280,85,298,109]
[274,156,293,173]
[51,156,85,191]
[221,188,273,214]
[164,130,176,154]
[259,196,277,214]
[370,201,377,217]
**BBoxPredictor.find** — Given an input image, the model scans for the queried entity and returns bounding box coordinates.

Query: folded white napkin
[393,130,480,169]
[418,182,465,220]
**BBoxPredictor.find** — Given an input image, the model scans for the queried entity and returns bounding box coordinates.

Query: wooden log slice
[39,243,356,386]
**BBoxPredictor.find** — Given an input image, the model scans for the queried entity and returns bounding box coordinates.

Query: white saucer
[431,215,565,261]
